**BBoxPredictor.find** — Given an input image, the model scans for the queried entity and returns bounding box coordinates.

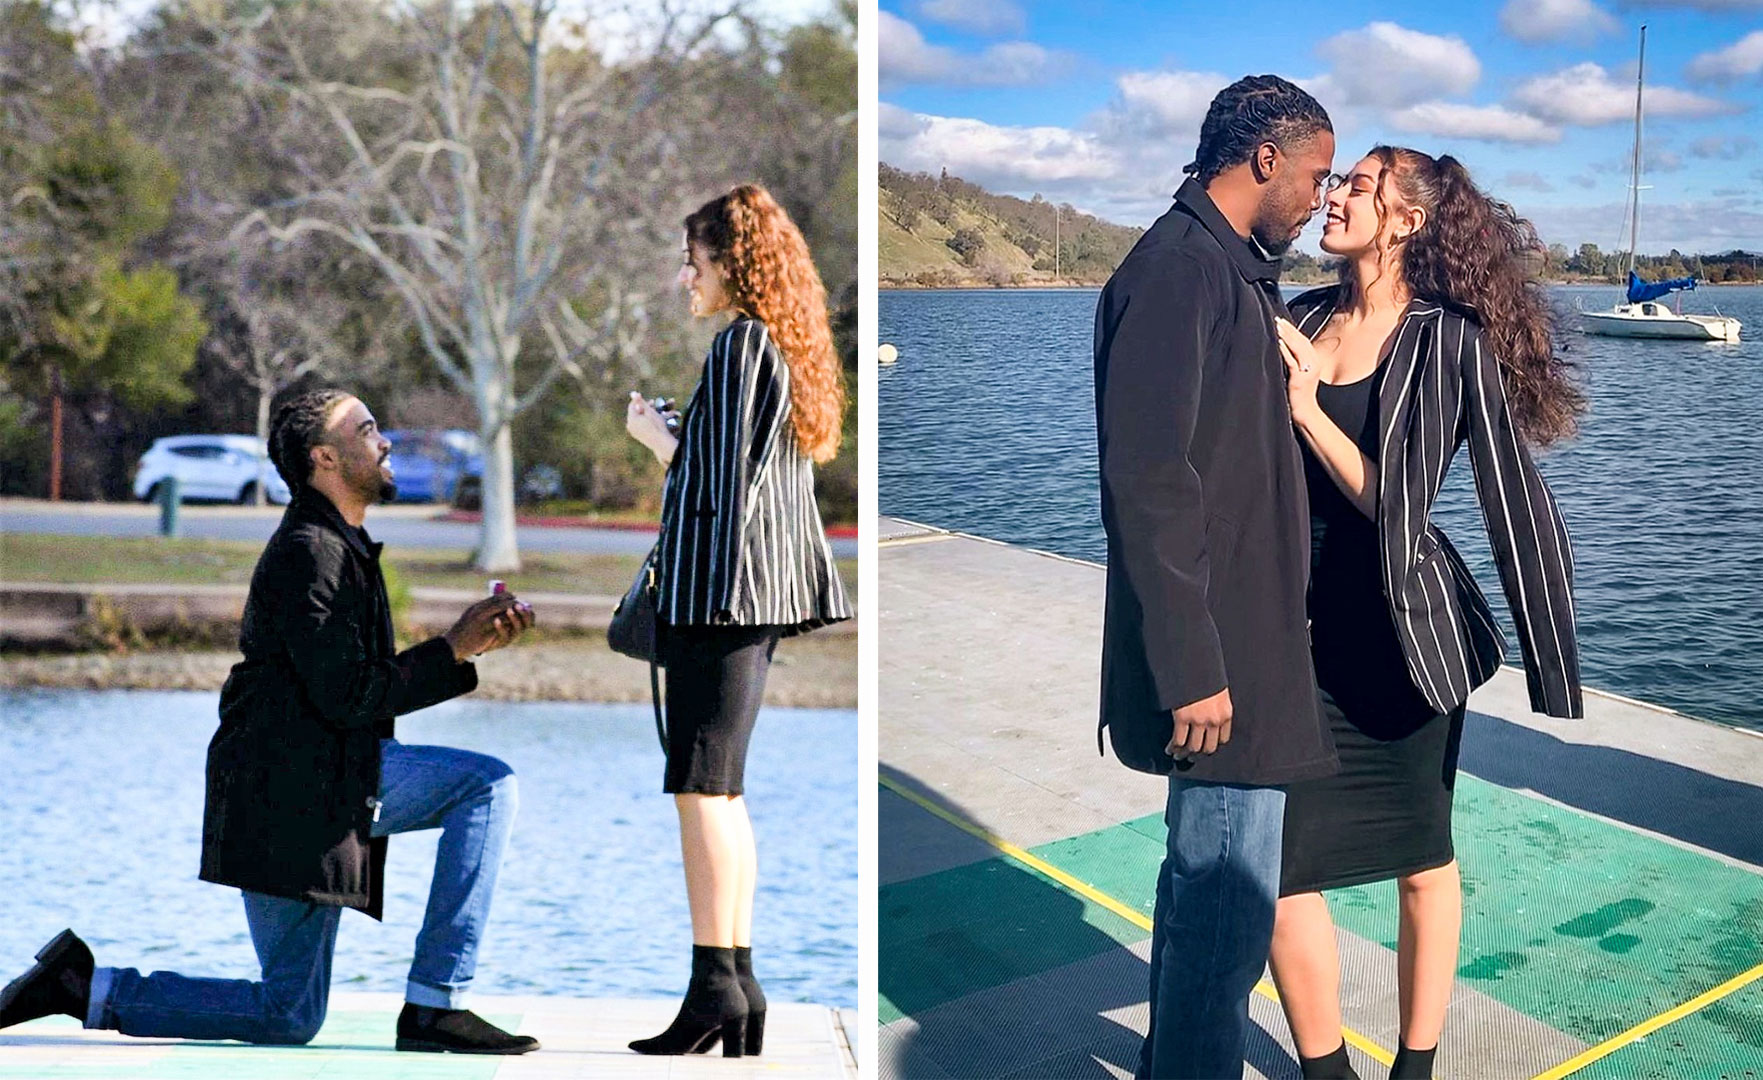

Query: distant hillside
[879,164,1143,287]
[880,165,1763,289]
[878,164,1342,287]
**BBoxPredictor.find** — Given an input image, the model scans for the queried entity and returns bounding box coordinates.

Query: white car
[133,435,291,505]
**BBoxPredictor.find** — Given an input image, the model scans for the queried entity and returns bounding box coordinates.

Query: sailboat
[1580,25,1742,342]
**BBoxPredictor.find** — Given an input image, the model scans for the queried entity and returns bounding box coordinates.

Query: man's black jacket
[200,488,476,917]
[1093,178,1335,784]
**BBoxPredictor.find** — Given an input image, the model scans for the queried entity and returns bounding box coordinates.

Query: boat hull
[1581,309,1742,341]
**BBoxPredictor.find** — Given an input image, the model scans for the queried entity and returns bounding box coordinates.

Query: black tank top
[1302,368,1437,732]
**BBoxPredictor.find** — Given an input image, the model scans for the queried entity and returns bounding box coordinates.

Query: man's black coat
[199,488,476,917]
[1093,178,1335,784]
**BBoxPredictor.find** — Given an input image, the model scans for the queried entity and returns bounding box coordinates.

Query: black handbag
[609,548,666,752]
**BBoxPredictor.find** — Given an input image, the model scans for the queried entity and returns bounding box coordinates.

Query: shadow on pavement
[879,764,1300,1079]
[1460,711,1763,868]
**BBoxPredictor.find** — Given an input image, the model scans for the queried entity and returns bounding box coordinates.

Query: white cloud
[1512,63,1738,125]
[878,101,926,139]
[1499,0,1619,44]
[915,0,1026,37]
[879,10,1071,88]
[1570,174,1599,189]
[877,108,1119,192]
[1387,102,1563,144]
[1597,148,1687,174]
[1689,134,1758,159]
[1503,171,1557,192]
[1316,22,1480,108]
[1523,198,1763,253]
[1099,70,1233,140]
[1687,31,1763,84]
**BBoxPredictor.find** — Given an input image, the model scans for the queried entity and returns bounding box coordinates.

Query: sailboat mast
[1627,25,1646,277]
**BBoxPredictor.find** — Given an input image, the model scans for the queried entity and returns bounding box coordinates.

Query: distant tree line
[1542,244,1761,283]
[1,0,858,560]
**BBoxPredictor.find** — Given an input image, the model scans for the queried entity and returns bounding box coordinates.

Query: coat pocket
[1415,527,1442,568]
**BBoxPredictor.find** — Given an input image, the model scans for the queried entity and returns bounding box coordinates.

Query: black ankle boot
[1390,1044,1437,1079]
[0,930,93,1031]
[630,945,748,1057]
[394,1003,540,1054]
[1299,1041,1362,1079]
[734,945,765,1056]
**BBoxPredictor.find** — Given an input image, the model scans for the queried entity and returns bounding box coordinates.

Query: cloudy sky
[880,0,1763,254]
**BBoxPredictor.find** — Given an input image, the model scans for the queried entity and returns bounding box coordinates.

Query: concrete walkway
[0,992,859,1078]
[879,516,1763,1079]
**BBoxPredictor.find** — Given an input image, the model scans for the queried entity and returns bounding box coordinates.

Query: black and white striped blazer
[1290,287,1583,719]
[655,317,851,635]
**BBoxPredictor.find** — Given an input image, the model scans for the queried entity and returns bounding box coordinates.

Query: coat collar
[290,487,382,562]
[1172,177,1285,285]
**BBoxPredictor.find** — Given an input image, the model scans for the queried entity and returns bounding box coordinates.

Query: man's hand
[443,595,536,662]
[1168,687,1233,758]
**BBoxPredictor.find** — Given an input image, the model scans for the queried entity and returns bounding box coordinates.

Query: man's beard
[1250,191,1309,257]
[1250,209,1298,257]
[347,458,397,504]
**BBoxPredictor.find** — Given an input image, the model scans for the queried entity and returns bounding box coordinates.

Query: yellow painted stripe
[877,532,957,548]
[1532,959,1763,1080]
[880,774,1396,1068]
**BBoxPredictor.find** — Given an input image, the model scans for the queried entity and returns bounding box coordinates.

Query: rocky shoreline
[0,633,858,709]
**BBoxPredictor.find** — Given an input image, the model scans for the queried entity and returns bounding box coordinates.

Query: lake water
[0,690,856,1009]
[880,283,1763,730]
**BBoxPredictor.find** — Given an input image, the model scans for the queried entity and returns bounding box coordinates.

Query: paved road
[0,500,858,558]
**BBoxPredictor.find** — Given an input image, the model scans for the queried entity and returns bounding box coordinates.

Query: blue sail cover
[1627,270,1697,304]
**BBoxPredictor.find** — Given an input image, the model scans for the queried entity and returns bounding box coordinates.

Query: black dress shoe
[0,930,94,1031]
[395,1003,540,1054]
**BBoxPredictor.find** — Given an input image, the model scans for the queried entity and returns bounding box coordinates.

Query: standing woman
[1268,148,1584,1080]
[623,184,851,1057]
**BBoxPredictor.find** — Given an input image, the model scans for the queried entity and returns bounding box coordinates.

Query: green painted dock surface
[879,517,1763,1079]
[0,993,859,1078]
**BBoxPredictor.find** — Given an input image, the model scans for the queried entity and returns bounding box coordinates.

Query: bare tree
[209,0,740,570]
[191,239,399,503]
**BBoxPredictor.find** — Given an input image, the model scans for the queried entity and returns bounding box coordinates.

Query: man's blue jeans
[1137,777,1286,1080]
[84,741,517,1044]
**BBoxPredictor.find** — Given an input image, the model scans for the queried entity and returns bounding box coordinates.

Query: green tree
[0,8,204,499]
[948,227,986,266]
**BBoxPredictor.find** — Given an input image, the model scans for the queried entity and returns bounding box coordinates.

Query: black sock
[1299,1041,1362,1080]
[1390,1044,1437,1080]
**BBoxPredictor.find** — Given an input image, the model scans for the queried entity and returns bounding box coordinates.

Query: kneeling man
[1,389,539,1054]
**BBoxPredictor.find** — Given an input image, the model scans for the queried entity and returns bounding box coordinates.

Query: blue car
[383,429,483,503]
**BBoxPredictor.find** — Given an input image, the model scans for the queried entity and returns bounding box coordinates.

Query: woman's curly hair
[1345,146,1585,447]
[685,185,844,464]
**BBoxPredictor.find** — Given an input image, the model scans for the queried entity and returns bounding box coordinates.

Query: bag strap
[646,560,666,753]
[650,654,665,752]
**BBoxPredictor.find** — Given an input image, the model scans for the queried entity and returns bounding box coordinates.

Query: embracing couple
[1094,76,1584,1080]
[0,184,849,1059]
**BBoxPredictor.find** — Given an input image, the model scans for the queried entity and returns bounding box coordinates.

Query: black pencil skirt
[1279,687,1466,896]
[659,622,783,796]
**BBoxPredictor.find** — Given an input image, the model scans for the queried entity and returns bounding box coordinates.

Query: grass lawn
[0,533,858,598]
